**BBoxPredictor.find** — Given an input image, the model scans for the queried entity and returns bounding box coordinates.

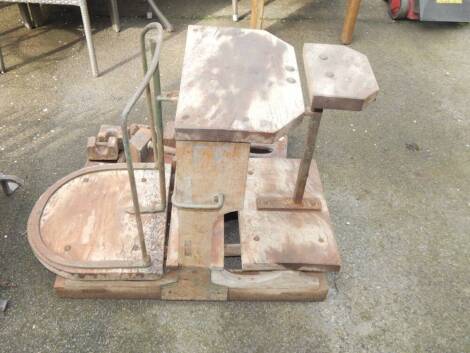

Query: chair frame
[2,0,120,77]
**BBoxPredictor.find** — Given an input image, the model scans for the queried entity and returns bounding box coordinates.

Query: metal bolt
[141,177,147,183]
[64,245,71,252]
[253,236,260,241]
[319,54,328,60]
[285,65,295,72]
[326,71,335,78]
[286,77,296,84]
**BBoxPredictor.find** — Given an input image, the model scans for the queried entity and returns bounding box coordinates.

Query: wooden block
[175,26,304,144]
[129,127,152,162]
[97,125,123,150]
[303,43,379,111]
[87,136,119,161]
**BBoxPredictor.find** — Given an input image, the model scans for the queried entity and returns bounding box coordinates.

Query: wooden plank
[303,43,379,111]
[54,274,177,299]
[175,26,304,144]
[212,270,328,301]
[175,141,250,268]
[28,163,171,280]
[211,217,225,270]
[239,158,341,272]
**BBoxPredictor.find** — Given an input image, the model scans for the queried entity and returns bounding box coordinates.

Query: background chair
[1,0,120,77]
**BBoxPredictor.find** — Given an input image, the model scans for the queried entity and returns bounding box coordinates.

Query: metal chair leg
[147,0,174,32]
[0,47,5,74]
[232,0,239,21]
[109,0,120,33]
[18,3,34,29]
[79,1,99,77]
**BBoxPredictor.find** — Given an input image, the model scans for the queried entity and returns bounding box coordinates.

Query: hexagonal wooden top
[303,44,379,111]
[175,26,305,144]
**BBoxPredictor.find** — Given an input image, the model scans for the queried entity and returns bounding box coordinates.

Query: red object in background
[389,0,420,20]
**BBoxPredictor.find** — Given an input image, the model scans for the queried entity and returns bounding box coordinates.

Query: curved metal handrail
[121,22,165,267]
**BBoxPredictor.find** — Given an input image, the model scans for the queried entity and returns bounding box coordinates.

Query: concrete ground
[1,0,469,352]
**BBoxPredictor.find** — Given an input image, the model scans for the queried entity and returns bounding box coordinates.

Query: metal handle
[121,22,165,267]
[172,193,225,210]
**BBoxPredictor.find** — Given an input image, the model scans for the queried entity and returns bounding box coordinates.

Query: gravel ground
[0,1,469,352]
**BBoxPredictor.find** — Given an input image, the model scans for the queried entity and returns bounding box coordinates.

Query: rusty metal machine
[27,24,378,301]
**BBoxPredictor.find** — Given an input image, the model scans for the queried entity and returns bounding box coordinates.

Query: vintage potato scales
[27,24,378,301]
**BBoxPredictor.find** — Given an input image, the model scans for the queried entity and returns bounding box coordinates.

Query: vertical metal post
[293,109,323,203]
[149,40,167,209]
[122,128,151,266]
[0,47,5,74]
[80,1,99,77]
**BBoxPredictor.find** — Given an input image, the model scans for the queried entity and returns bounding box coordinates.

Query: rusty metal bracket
[256,196,322,211]
[172,192,224,210]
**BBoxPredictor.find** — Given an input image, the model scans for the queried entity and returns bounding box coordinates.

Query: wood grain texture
[175,141,250,268]
[175,25,304,144]
[303,43,379,111]
[28,163,171,280]
[239,158,341,272]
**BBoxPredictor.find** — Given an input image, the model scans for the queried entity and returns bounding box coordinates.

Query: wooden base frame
[54,270,328,301]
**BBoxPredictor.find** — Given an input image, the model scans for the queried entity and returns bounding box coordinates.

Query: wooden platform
[175,25,305,144]
[239,158,341,272]
[303,44,379,111]
[28,163,171,281]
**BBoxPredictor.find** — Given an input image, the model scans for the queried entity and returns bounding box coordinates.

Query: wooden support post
[250,0,265,29]
[341,0,362,45]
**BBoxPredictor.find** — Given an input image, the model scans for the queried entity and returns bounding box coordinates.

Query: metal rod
[121,22,164,267]
[293,109,323,203]
[150,41,167,210]
[147,0,174,32]
[140,30,166,213]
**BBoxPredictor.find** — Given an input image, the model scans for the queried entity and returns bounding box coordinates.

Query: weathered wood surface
[174,141,250,268]
[239,158,341,272]
[175,25,304,144]
[212,270,328,301]
[54,273,177,299]
[303,43,379,111]
[28,163,171,280]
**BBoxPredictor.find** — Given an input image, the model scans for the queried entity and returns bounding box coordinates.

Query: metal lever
[172,193,224,210]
